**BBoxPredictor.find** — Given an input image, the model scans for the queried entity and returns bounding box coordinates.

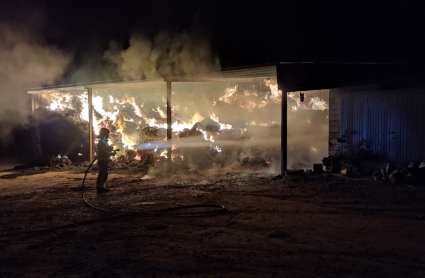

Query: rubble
[381,169,387,180]
[389,169,403,183]
[369,160,425,185]
[372,170,383,181]
[386,163,396,175]
[408,161,419,168]
[49,155,72,168]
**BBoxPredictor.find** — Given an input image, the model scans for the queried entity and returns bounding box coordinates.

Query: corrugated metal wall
[341,88,425,163]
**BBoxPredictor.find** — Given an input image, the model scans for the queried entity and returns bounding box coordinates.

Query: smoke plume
[0,23,70,140]
[103,31,220,80]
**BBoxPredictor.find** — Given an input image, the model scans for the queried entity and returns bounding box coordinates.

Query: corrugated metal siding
[341,88,425,163]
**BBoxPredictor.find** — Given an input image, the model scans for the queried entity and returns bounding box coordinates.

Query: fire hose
[82,157,226,217]
[0,157,226,239]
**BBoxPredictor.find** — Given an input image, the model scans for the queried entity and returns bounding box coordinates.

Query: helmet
[98,128,110,138]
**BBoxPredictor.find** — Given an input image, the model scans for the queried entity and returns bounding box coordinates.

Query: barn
[27,63,424,174]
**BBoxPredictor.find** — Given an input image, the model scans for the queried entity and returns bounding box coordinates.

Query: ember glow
[46,92,89,121]
[287,92,328,111]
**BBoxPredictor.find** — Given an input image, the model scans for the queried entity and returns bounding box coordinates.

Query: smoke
[103,31,220,80]
[287,90,329,169]
[134,137,281,151]
[0,23,70,140]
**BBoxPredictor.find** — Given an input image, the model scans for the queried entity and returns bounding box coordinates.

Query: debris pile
[49,155,72,169]
[372,161,425,185]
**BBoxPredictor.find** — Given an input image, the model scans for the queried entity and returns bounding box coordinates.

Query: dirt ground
[1,164,425,277]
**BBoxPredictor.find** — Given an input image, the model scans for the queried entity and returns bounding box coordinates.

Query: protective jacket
[97,137,115,161]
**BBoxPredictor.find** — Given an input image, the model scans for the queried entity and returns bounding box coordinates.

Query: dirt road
[1,167,425,277]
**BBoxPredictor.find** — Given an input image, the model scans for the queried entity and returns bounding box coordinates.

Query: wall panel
[341,89,425,162]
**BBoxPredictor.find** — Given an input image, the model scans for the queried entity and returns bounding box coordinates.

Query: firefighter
[96,128,117,193]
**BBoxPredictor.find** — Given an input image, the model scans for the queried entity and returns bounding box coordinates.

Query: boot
[96,183,109,193]
[97,187,109,193]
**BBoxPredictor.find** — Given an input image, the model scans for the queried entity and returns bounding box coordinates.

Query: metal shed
[340,88,425,163]
[27,66,286,172]
[28,62,424,174]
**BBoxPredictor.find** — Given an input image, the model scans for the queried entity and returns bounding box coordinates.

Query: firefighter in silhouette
[96,128,117,193]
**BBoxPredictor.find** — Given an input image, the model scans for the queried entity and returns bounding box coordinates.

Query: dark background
[2,0,425,69]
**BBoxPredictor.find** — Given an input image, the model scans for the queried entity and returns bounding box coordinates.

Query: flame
[258,100,267,108]
[287,92,328,111]
[47,92,89,121]
[219,85,238,103]
[155,106,167,118]
[309,96,329,111]
[131,98,143,117]
[209,111,219,122]
[135,152,141,160]
[159,150,167,158]
[210,112,232,130]
[210,145,222,153]
[201,130,214,142]
[41,78,284,162]
[263,79,281,103]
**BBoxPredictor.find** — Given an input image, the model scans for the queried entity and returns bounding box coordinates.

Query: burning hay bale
[35,108,90,162]
[125,150,137,160]
[106,149,154,173]
[116,155,128,164]
[199,118,220,133]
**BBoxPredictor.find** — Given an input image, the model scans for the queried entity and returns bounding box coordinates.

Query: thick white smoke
[0,23,70,140]
[287,90,329,169]
[104,31,220,80]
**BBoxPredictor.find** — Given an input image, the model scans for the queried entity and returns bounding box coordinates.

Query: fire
[39,77,288,165]
[219,85,238,103]
[209,112,232,131]
[155,106,167,118]
[309,96,329,111]
[263,79,281,102]
[131,98,143,117]
[47,92,89,122]
[287,92,328,111]
[210,145,222,153]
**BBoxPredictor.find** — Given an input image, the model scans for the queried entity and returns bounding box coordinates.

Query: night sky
[2,0,425,71]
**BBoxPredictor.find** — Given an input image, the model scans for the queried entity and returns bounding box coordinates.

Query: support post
[166,81,172,166]
[31,94,43,159]
[281,89,287,175]
[277,63,288,175]
[88,88,94,162]
[31,95,38,161]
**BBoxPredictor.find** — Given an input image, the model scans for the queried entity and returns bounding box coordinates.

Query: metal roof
[27,66,277,94]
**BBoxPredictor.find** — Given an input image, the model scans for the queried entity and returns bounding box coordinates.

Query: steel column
[88,88,94,162]
[166,81,172,165]
[281,90,287,175]
[31,95,38,161]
